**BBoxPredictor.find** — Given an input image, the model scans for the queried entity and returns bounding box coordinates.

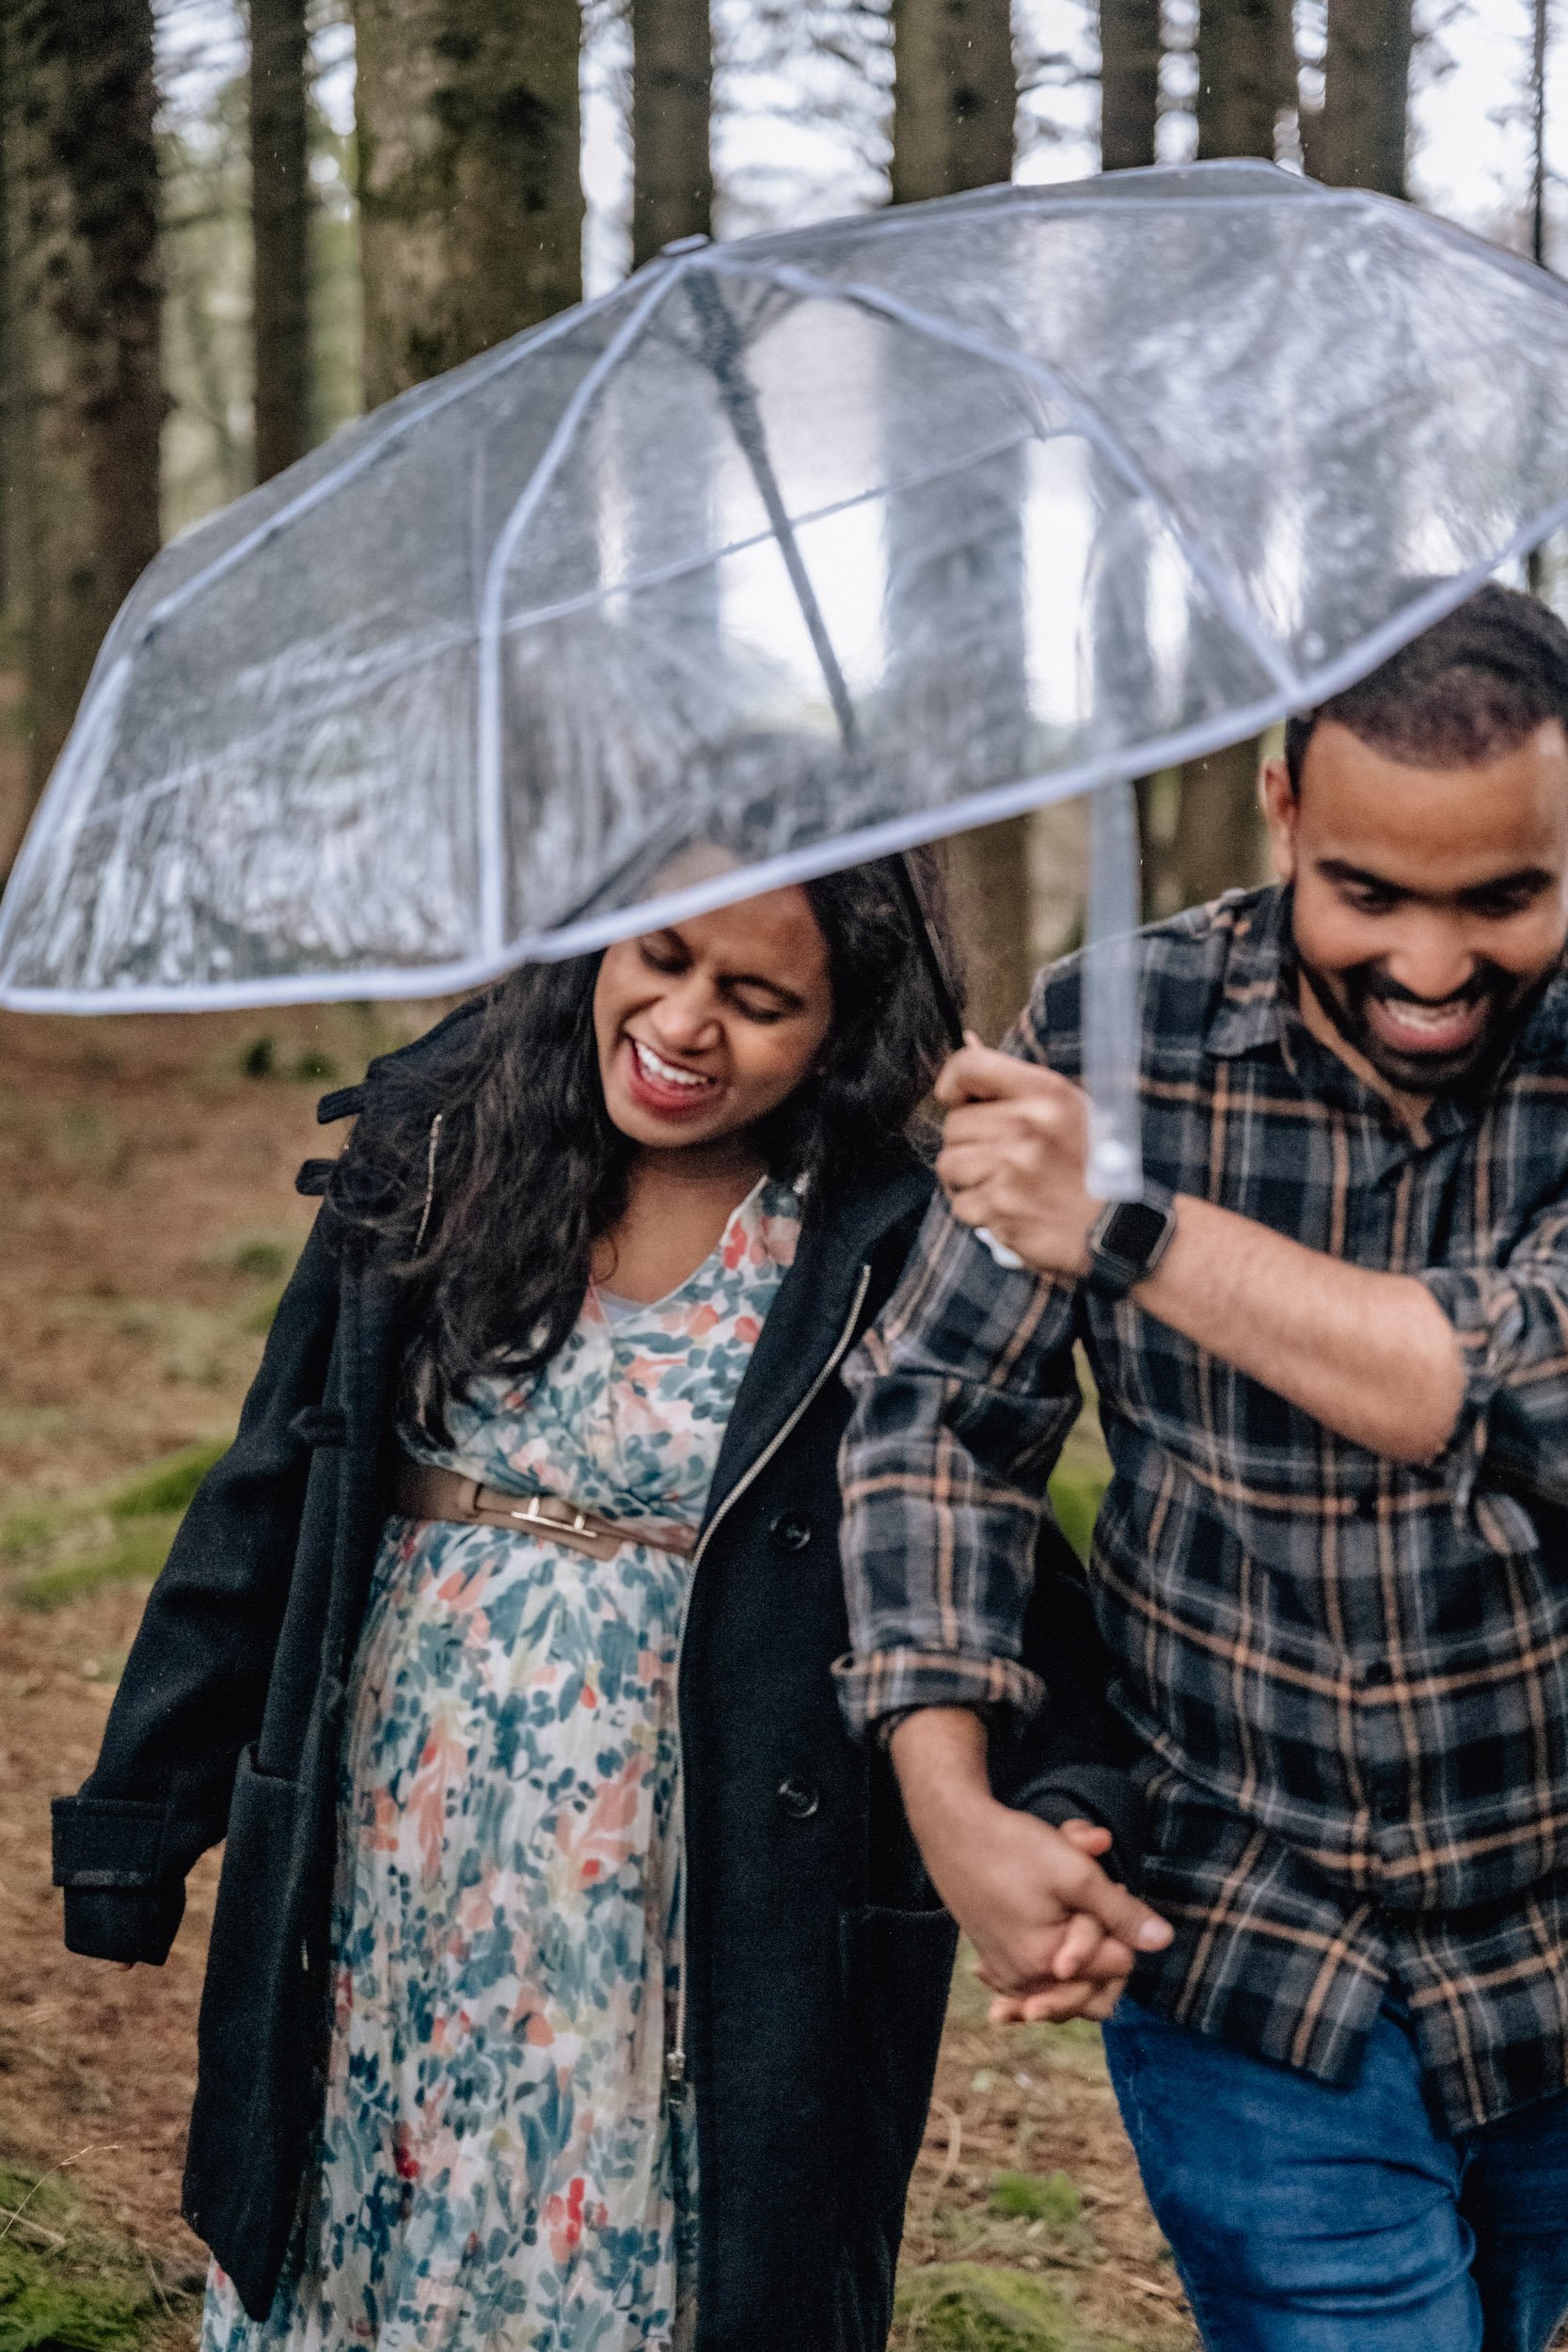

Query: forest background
[0,4,1565,2349]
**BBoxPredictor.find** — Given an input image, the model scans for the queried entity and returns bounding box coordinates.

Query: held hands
[981,1820,1135,2026]
[890,1711,1173,2030]
[935,1040,1097,1281]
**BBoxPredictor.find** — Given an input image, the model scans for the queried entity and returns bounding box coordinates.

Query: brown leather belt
[391,1457,695,1562]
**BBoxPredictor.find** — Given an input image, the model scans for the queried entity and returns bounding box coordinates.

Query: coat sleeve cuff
[53,1791,169,1884]
[53,1793,183,1961]
[61,1882,185,1964]
[832,1646,1047,1740]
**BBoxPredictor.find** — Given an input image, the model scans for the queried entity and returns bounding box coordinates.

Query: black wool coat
[52,1005,1138,2352]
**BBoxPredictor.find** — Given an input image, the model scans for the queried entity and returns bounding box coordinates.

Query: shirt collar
[1204,885,1293,1061]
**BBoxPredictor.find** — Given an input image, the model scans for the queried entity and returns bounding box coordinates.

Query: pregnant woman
[53,858,1151,2352]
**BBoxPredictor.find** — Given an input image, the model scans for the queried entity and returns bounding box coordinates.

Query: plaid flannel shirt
[837,884,1568,2131]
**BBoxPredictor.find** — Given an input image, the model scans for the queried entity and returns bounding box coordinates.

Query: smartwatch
[1085,1187,1177,1299]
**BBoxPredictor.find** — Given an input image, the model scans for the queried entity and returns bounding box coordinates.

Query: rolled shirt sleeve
[833,1190,1085,1739]
[1422,1205,1568,1510]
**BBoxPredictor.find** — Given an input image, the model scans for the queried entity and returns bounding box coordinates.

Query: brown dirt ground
[0,1004,1193,2344]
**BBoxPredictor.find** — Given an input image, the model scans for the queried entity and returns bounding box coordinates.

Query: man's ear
[1259,755,1299,885]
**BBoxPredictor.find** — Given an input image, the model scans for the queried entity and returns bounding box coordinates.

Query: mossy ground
[0,2167,197,2352]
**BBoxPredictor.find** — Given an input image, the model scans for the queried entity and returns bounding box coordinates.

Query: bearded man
[838,585,1568,2351]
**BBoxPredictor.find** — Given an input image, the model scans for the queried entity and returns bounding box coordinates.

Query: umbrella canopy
[6,157,1568,1020]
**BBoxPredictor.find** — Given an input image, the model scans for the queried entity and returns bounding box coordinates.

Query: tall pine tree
[352,0,582,406]
[1319,0,1412,198]
[630,0,712,268]
[1167,0,1295,911]
[1100,0,1161,172]
[250,0,312,480]
[889,0,1030,1041]
[11,0,164,803]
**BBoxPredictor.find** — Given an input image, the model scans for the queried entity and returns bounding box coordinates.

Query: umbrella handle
[893,853,1022,1269]
[893,851,966,1052]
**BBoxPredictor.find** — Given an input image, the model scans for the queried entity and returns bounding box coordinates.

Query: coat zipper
[664,1261,873,2097]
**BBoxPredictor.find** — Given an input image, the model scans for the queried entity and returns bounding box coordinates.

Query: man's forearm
[1138,1195,1465,1463]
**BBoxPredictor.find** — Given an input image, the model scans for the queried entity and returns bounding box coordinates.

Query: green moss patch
[895,2264,1079,2349]
[0,2167,179,2352]
[1,1439,228,1612]
[990,2170,1082,2227]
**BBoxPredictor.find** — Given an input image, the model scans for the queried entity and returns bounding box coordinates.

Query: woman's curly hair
[329,850,961,1443]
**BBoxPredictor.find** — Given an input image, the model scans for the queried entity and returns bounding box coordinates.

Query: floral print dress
[203,1178,801,2352]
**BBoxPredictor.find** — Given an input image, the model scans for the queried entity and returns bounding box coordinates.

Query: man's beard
[1293,949,1546,1096]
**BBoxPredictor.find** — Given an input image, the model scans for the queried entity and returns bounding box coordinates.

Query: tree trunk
[1319,0,1412,197]
[890,0,1028,1041]
[0,12,15,622]
[1533,0,1549,266]
[1167,0,1292,911]
[1169,739,1269,909]
[1099,3,1162,910]
[890,0,1016,201]
[1196,0,1292,160]
[250,0,312,481]
[630,0,712,269]
[353,0,582,408]
[1099,0,1161,173]
[11,0,164,804]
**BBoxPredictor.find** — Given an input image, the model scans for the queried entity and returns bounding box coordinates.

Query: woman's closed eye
[725,982,796,1025]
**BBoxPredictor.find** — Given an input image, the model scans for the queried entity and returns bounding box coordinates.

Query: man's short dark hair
[1284,583,1568,792]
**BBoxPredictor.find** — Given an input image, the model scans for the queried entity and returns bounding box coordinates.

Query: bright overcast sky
[159,0,1566,296]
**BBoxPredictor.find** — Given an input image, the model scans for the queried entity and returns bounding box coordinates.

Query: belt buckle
[508,1492,600,1547]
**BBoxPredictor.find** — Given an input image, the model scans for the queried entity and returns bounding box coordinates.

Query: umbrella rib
[496,422,1039,642]
[474,257,697,959]
[705,251,1301,703]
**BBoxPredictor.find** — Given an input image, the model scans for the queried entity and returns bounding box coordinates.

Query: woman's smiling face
[593,888,835,1157]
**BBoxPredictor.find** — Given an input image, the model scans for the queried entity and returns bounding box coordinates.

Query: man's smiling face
[1262,716,1568,1104]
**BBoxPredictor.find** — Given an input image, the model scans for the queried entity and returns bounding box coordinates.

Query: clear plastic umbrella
[8,157,1568,1197]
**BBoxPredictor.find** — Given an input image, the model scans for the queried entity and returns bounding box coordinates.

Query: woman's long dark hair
[330,850,961,1441]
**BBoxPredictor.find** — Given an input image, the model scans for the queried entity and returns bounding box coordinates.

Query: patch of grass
[212,1234,292,1281]
[107,1443,226,1520]
[991,2172,1082,2227]
[44,1109,133,1186]
[239,1036,277,1080]
[895,2263,1078,2349]
[239,1283,289,1338]
[1,1439,228,1610]
[291,1048,338,1083]
[0,1408,74,1447]
[0,2164,180,2352]
[12,1518,183,1613]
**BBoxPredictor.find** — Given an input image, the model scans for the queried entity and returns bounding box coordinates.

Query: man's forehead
[1298,718,1568,876]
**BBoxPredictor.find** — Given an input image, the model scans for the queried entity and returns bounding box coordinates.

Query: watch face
[1100,1200,1171,1262]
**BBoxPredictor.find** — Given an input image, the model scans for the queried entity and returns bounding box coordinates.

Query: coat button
[777,1775,820,1820]
[771,1511,812,1553]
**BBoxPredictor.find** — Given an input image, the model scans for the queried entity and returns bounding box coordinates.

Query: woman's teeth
[631,1039,713,1089]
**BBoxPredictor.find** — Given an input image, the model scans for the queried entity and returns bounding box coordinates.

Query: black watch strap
[1085,1188,1177,1299]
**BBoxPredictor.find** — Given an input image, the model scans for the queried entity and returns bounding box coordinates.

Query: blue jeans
[1103,1996,1568,2352]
